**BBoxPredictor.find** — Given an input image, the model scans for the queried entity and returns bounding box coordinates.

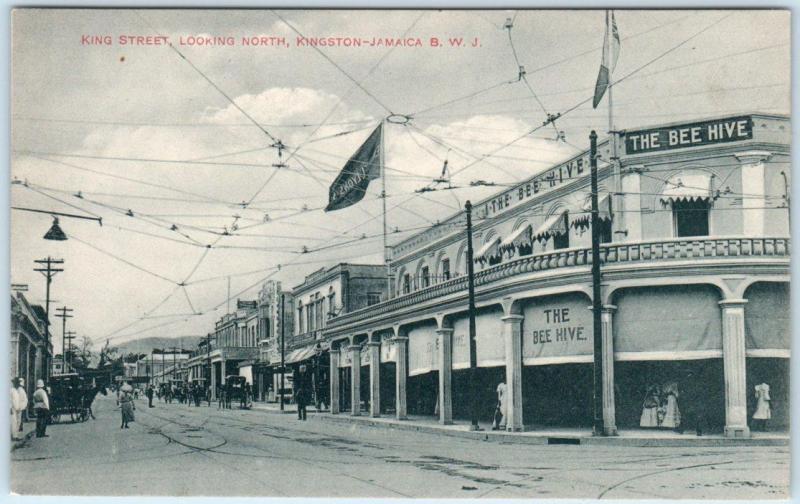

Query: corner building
[322,113,790,437]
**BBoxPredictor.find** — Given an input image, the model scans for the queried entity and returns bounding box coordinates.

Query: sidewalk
[12,417,37,451]
[249,402,788,447]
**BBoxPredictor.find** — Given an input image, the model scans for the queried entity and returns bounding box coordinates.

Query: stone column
[330,349,340,414]
[622,167,643,242]
[394,336,408,420]
[601,305,618,436]
[10,334,19,378]
[349,345,361,416]
[720,299,750,438]
[436,327,453,425]
[210,361,217,400]
[736,151,771,237]
[34,345,42,386]
[501,314,524,431]
[220,358,226,386]
[368,341,381,417]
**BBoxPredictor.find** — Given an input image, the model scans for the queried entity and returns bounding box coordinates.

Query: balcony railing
[327,236,789,330]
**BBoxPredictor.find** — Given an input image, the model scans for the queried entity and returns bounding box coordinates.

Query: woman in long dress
[752,383,771,431]
[640,385,660,428]
[118,385,135,429]
[660,382,681,430]
[493,382,508,430]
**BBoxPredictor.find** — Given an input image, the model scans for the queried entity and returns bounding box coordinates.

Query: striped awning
[533,211,568,242]
[573,194,613,230]
[500,223,533,252]
[284,345,318,365]
[474,236,501,262]
[660,174,712,204]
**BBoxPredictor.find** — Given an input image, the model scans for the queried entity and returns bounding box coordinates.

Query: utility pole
[64,331,77,371]
[55,306,73,373]
[590,131,605,436]
[168,346,182,380]
[34,257,64,381]
[465,201,481,431]
[280,293,286,411]
[149,350,153,385]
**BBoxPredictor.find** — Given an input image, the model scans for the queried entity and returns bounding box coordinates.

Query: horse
[80,385,107,421]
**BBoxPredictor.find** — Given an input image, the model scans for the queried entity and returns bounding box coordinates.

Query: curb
[310,412,789,448]
[11,429,36,451]
[247,402,789,448]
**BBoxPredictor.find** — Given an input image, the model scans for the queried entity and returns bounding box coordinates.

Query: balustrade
[328,237,790,330]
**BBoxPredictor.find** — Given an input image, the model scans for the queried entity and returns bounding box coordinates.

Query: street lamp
[44,217,67,241]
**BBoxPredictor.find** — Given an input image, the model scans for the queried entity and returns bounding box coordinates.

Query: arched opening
[744,281,790,432]
[612,284,725,433]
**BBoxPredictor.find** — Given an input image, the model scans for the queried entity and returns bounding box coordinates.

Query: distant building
[284,263,388,408]
[10,292,53,401]
[253,280,293,402]
[51,355,65,375]
[184,299,260,400]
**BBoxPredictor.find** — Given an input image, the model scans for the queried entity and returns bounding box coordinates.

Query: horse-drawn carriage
[48,373,103,423]
[224,375,251,409]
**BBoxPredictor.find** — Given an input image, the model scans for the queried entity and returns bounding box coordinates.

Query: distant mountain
[113,336,204,357]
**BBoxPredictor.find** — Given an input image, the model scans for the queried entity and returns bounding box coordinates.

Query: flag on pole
[592,10,620,109]
[325,123,383,212]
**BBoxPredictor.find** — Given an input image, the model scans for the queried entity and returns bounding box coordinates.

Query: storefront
[321,113,790,437]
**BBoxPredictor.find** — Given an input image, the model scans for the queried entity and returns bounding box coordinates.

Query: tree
[69,335,94,369]
[98,340,119,367]
[123,352,147,363]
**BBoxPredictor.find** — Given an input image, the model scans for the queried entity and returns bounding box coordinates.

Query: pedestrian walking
[146,384,154,408]
[118,384,135,429]
[295,368,310,421]
[32,379,50,438]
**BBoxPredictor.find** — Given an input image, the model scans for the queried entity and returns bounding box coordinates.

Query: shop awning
[500,223,533,253]
[660,174,712,204]
[284,345,318,364]
[573,194,613,230]
[474,236,501,262]
[533,211,568,242]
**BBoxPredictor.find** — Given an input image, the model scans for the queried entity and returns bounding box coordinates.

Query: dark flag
[325,123,383,212]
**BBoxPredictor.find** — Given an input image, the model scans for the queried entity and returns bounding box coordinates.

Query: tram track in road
[596,460,735,499]
[136,404,415,497]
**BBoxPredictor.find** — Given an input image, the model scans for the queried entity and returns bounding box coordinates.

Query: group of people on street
[10,377,51,440]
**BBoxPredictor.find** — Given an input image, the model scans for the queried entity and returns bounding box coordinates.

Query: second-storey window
[402,274,411,294]
[421,266,430,288]
[673,199,710,237]
[441,258,451,280]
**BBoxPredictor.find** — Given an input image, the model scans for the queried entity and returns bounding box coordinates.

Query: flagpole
[380,119,391,299]
[607,10,624,241]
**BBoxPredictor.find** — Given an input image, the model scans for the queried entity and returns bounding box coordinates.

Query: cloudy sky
[10,9,790,352]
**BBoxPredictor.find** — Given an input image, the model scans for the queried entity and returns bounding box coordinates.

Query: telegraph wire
[239,12,425,211]
[69,234,182,286]
[133,12,280,146]
[270,10,395,115]
[505,15,559,135]
[25,154,236,205]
